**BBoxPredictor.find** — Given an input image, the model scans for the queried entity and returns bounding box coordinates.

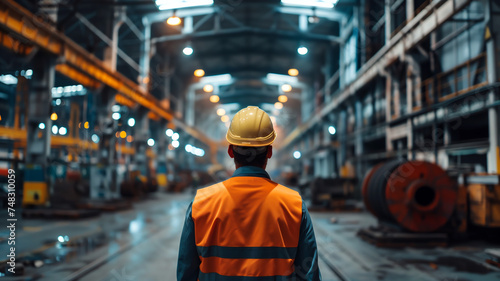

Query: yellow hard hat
[226,106,276,147]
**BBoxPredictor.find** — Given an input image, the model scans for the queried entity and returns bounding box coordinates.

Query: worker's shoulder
[193,181,225,202]
[271,181,302,200]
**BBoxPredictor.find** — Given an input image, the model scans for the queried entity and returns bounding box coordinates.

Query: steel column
[337,110,347,169]
[385,0,392,44]
[485,0,500,173]
[110,7,126,71]
[140,24,151,91]
[133,108,150,177]
[355,99,364,179]
[23,52,55,206]
[26,54,55,165]
[91,87,118,199]
[156,121,168,190]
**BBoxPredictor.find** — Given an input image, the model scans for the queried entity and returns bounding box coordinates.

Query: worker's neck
[235,164,266,170]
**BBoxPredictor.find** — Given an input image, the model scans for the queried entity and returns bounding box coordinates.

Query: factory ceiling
[2,0,354,143]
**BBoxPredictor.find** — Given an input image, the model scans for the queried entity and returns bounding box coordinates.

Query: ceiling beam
[143,7,217,25]
[191,48,300,59]
[152,27,341,44]
[276,6,346,22]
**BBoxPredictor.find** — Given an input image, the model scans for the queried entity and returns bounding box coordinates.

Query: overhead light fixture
[127,135,133,142]
[112,105,120,112]
[328,125,336,135]
[172,140,180,148]
[38,123,46,130]
[221,115,229,122]
[293,150,302,159]
[147,138,155,147]
[120,131,127,138]
[167,11,182,26]
[183,44,193,56]
[210,95,219,103]
[288,68,299,76]
[194,148,205,157]
[84,121,90,129]
[199,74,232,83]
[0,74,18,85]
[281,84,292,93]
[51,84,86,98]
[172,132,180,141]
[203,84,214,93]
[278,95,288,103]
[274,102,283,110]
[92,134,100,143]
[52,125,58,135]
[167,15,181,26]
[156,0,214,10]
[166,129,174,136]
[216,108,226,116]
[298,45,308,55]
[58,127,67,135]
[266,73,298,84]
[112,112,121,120]
[308,16,320,24]
[194,69,205,77]
[128,118,136,127]
[50,113,58,121]
[281,0,339,9]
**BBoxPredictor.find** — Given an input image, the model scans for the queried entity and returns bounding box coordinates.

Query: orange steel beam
[0,0,219,152]
[55,64,101,89]
[115,94,136,108]
[116,144,135,155]
[0,30,33,55]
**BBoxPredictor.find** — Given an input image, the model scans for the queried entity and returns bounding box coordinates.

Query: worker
[177,106,321,281]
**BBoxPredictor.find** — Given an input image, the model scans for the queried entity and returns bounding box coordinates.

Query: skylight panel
[155,0,214,10]
[281,0,339,9]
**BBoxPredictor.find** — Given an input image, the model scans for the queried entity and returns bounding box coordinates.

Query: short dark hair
[233,146,269,167]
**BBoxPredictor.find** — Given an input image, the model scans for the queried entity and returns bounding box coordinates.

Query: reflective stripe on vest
[192,177,303,278]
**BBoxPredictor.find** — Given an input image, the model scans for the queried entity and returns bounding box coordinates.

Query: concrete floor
[1,192,499,281]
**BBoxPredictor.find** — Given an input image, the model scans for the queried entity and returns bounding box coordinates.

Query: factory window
[399,76,407,116]
[411,75,422,111]
[390,0,407,38]
[375,95,386,124]
[362,95,373,127]
[414,0,431,18]
[433,2,487,100]
[343,28,358,85]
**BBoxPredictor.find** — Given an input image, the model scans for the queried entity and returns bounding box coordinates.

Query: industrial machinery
[360,160,500,247]
[362,160,458,232]
[309,177,357,210]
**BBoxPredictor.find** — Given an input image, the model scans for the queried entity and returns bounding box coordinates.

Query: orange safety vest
[192,176,303,279]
